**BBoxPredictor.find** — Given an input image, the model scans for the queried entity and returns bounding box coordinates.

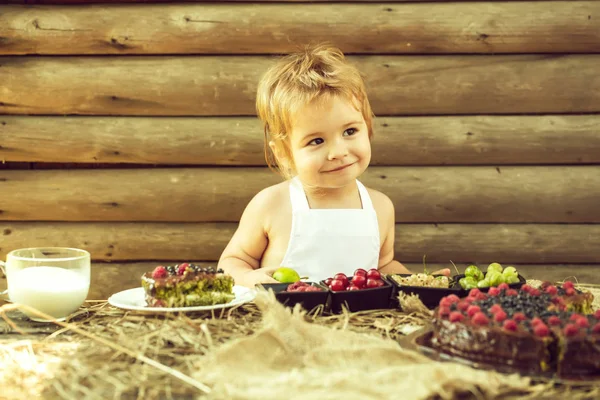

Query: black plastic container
[452,272,526,294]
[322,277,393,313]
[258,282,329,311]
[387,274,462,309]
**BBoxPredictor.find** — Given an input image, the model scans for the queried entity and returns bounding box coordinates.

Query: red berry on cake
[457,301,469,312]
[476,293,488,301]
[545,285,558,295]
[439,297,453,308]
[576,317,589,328]
[529,288,541,296]
[534,323,550,337]
[152,266,168,279]
[472,312,489,326]
[569,313,582,322]
[489,304,503,314]
[446,294,460,304]
[506,289,518,296]
[497,283,509,291]
[565,287,575,296]
[468,288,481,298]
[177,263,190,275]
[548,316,562,326]
[449,311,464,322]
[513,312,526,322]
[521,284,532,293]
[595,310,600,320]
[488,287,500,297]
[503,319,517,332]
[531,317,544,327]
[562,281,574,290]
[494,310,507,323]
[467,305,481,317]
[593,323,600,334]
[439,307,451,318]
[564,323,579,337]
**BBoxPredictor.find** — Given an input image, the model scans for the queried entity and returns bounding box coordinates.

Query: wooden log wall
[1,0,600,298]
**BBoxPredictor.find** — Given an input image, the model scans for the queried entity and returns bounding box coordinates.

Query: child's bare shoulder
[246,180,290,214]
[365,187,394,214]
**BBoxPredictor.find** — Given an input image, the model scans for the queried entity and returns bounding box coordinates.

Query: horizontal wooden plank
[1,55,599,116]
[2,2,599,55]
[1,167,599,223]
[9,1,596,4]
[2,115,600,165]
[0,222,598,264]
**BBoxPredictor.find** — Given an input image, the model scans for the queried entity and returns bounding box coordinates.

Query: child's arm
[218,189,279,287]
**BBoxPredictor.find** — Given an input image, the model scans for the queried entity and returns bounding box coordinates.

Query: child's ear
[269,140,285,164]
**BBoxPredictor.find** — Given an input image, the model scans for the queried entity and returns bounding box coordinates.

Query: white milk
[9,266,89,321]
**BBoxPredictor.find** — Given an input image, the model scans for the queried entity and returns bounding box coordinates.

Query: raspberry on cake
[141,264,235,307]
[430,282,598,378]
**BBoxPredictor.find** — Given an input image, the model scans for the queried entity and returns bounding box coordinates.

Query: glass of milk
[0,247,90,322]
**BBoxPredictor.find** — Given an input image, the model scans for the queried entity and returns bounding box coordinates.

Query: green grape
[477,279,491,288]
[486,271,503,286]
[487,262,503,274]
[502,266,517,276]
[506,274,520,284]
[459,277,468,289]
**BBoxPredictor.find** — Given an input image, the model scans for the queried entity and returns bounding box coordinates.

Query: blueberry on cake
[141,263,235,307]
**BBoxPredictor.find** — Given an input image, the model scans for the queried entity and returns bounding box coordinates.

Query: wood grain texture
[1,166,599,223]
[0,222,599,263]
[2,115,600,165]
[2,2,599,55]
[1,55,599,116]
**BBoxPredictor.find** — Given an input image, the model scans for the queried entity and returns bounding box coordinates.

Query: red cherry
[366,278,381,288]
[324,278,333,286]
[466,305,481,318]
[333,273,348,283]
[513,312,527,322]
[494,310,507,323]
[564,323,579,337]
[366,269,381,280]
[534,323,550,337]
[449,312,464,323]
[503,319,517,332]
[548,316,562,326]
[472,312,489,326]
[177,263,190,275]
[351,275,367,288]
[488,287,500,297]
[152,266,167,279]
[347,285,361,291]
[353,268,367,277]
[330,279,346,292]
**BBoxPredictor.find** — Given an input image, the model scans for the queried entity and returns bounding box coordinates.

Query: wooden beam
[2,115,600,165]
[0,222,599,263]
[1,166,599,223]
[1,55,599,116]
[2,2,599,55]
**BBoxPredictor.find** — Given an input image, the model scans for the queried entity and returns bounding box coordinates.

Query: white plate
[108,285,255,312]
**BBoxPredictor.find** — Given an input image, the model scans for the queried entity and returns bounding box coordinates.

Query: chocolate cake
[430,282,599,378]
[141,263,235,307]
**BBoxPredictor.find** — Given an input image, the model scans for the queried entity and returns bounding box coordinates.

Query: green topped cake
[141,263,235,307]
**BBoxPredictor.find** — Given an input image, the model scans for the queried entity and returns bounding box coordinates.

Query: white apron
[280,177,380,282]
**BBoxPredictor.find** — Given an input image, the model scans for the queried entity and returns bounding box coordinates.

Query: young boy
[218,44,447,287]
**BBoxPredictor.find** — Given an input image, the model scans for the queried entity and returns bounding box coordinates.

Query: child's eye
[343,128,357,136]
[308,138,324,146]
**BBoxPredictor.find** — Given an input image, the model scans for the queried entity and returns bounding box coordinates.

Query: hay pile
[0,285,599,400]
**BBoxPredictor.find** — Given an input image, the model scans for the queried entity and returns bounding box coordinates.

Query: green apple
[465,265,484,281]
[477,279,490,288]
[502,266,517,276]
[487,262,503,274]
[272,267,301,283]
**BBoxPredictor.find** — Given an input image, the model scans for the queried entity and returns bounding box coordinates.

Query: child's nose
[327,139,349,160]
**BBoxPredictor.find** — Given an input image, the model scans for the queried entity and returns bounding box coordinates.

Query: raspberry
[488,287,500,297]
[438,307,451,318]
[529,289,541,296]
[593,323,600,334]
[576,317,589,328]
[468,289,481,298]
[563,281,574,290]
[534,323,550,337]
[521,284,532,293]
[548,316,562,326]
[489,304,503,314]
[439,297,453,308]
[570,313,582,322]
[449,312,464,323]
[497,283,509,291]
[476,293,488,301]
[177,263,190,275]
[503,319,517,332]
[545,285,558,295]
[595,310,600,320]
[446,294,460,304]
[531,317,544,327]
[513,312,526,322]
[564,323,579,337]
[467,305,481,317]
[472,312,489,326]
[506,289,518,296]
[494,310,507,323]
[565,287,575,296]
[152,266,168,279]
[457,301,469,312]
[462,296,474,304]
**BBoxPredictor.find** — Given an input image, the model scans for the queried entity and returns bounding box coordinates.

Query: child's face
[288,95,371,189]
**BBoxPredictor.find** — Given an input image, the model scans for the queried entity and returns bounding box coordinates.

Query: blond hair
[256,44,374,179]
